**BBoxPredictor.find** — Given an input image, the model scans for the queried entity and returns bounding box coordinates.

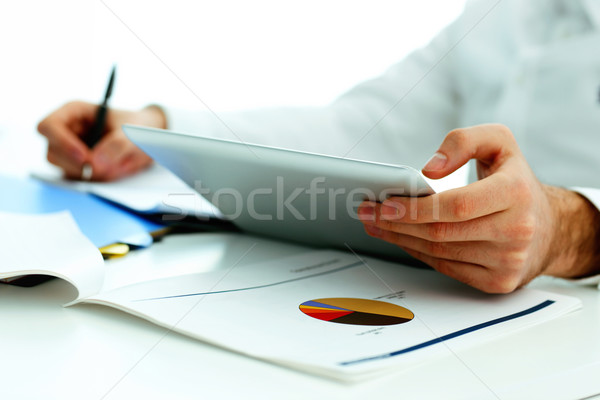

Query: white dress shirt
[164,0,600,285]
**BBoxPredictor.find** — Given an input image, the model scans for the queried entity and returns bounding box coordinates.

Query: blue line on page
[133,261,363,302]
[339,299,555,366]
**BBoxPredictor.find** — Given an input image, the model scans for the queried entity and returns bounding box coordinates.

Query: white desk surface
[1,231,600,400]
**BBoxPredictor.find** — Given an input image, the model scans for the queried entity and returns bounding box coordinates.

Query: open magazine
[1,211,582,381]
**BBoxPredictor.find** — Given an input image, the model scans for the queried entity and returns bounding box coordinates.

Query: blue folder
[0,174,164,248]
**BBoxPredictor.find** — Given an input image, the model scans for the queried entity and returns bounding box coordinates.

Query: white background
[0,0,467,184]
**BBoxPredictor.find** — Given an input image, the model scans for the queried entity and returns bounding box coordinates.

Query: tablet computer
[124,125,435,261]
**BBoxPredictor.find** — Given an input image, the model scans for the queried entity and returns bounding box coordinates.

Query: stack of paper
[32,163,223,220]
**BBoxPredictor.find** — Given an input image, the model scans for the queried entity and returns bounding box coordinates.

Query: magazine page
[0,211,105,300]
[75,249,581,380]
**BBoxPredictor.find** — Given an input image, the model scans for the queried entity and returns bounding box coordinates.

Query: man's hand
[37,101,167,181]
[358,124,600,293]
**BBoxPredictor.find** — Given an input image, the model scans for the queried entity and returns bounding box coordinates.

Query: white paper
[32,163,223,220]
[76,250,581,381]
[0,212,580,381]
[0,211,104,300]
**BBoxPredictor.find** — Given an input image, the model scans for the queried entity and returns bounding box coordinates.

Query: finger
[117,150,153,178]
[399,247,516,293]
[103,149,153,181]
[367,209,515,242]
[422,124,520,180]
[91,134,152,181]
[46,142,88,179]
[399,247,499,292]
[38,102,98,177]
[90,134,132,180]
[38,101,97,138]
[379,172,514,223]
[364,224,500,266]
[357,201,378,222]
[40,120,90,168]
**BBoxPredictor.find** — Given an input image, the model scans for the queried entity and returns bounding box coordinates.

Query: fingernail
[380,202,403,220]
[358,206,375,222]
[423,152,447,172]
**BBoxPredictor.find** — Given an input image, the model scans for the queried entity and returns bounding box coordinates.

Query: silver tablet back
[125,125,434,261]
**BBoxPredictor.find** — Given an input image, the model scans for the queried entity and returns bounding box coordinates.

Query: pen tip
[105,66,116,100]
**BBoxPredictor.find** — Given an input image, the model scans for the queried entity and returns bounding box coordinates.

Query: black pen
[81,65,116,180]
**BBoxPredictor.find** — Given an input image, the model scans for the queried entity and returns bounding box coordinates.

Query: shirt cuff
[568,187,600,288]
[572,187,600,211]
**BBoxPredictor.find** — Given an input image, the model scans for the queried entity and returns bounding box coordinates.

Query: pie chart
[299,298,414,326]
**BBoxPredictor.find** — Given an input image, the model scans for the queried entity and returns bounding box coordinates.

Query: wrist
[544,185,600,278]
